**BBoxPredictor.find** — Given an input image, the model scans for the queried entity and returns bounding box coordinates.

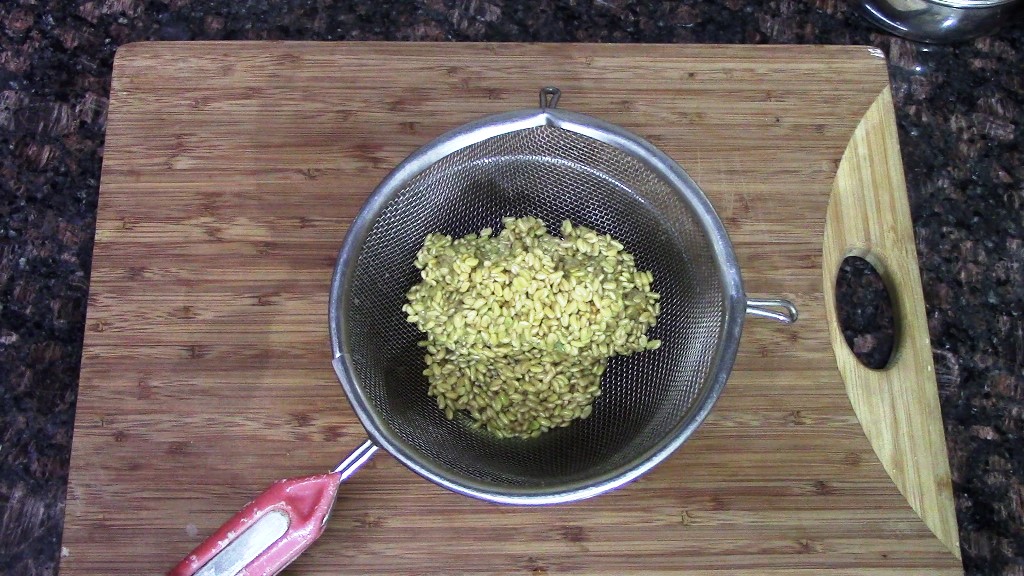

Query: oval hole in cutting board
[835,255,896,369]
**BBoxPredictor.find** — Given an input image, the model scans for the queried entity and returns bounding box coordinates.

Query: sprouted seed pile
[403,216,661,439]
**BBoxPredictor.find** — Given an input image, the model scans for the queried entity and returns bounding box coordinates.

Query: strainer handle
[168,440,379,576]
[746,298,798,324]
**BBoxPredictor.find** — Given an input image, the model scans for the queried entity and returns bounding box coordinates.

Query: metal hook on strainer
[171,87,798,576]
[540,86,561,109]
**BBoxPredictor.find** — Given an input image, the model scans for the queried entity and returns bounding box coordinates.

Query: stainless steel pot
[851,0,1022,43]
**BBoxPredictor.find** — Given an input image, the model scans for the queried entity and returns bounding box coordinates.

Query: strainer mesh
[344,125,725,492]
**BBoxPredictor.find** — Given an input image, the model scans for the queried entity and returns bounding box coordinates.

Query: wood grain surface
[824,87,960,559]
[62,42,961,575]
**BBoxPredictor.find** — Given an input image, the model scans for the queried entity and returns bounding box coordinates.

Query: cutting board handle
[823,87,960,559]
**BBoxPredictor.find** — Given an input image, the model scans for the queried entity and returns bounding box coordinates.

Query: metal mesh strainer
[329,88,797,503]
[171,88,798,576]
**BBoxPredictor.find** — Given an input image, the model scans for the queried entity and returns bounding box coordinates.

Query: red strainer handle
[169,440,378,576]
[168,473,340,576]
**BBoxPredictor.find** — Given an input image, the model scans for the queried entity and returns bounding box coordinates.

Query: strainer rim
[329,105,746,505]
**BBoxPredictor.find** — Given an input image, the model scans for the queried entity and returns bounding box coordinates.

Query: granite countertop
[1,1,1021,574]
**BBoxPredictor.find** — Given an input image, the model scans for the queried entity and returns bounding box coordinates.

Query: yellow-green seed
[404,217,661,439]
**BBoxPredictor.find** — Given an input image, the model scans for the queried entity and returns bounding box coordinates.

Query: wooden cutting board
[62,42,961,575]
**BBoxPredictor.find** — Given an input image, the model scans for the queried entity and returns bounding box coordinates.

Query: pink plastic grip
[169,473,342,576]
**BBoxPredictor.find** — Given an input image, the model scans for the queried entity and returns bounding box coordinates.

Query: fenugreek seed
[407,217,660,439]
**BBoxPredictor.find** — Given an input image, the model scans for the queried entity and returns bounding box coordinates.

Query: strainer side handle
[746,298,798,324]
[168,440,378,576]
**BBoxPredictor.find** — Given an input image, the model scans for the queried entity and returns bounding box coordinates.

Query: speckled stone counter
[1,2,1021,575]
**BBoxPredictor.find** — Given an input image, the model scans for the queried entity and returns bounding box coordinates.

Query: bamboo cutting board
[62,43,961,575]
